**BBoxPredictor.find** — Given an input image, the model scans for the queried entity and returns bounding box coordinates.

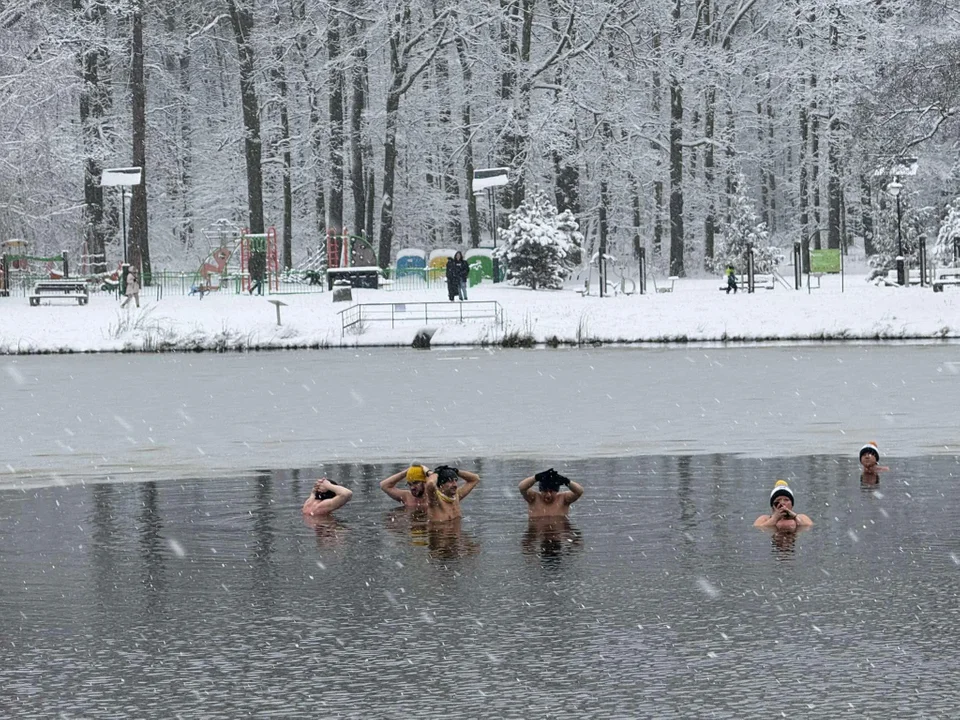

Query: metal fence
[339,300,504,335]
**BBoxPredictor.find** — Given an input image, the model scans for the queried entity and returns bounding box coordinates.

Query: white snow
[1,271,959,353]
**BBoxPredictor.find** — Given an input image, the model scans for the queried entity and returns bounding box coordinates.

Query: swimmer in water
[380,463,430,508]
[302,478,353,516]
[858,442,889,485]
[518,468,584,518]
[424,465,480,522]
[754,480,813,532]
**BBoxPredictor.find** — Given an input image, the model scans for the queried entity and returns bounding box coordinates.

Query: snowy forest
[1,0,959,279]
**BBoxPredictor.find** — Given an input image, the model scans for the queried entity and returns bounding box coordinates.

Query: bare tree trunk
[226,0,264,234]
[327,9,345,236]
[668,0,685,280]
[454,34,480,248]
[272,8,293,268]
[651,30,664,257]
[129,0,150,278]
[75,0,111,274]
[861,175,875,256]
[827,116,842,250]
[810,75,822,251]
[348,21,368,240]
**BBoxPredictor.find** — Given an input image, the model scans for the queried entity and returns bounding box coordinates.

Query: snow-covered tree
[712,181,781,275]
[494,191,582,290]
[866,194,929,280]
[934,197,960,268]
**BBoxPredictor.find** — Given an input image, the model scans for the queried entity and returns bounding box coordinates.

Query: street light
[101,167,143,267]
[887,180,905,286]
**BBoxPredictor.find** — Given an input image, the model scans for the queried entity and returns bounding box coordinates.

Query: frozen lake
[3,342,960,488]
[2,344,960,716]
[2,454,960,717]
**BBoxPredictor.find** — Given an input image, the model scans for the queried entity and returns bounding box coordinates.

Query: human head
[433,465,459,497]
[406,464,427,498]
[454,251,463,261]
[769,479,795,509]
[859,442,880,465]
[315,478,339,501]
[535,468,568,503]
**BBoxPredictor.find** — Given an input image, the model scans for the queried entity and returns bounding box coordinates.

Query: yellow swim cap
[406,465,426,483]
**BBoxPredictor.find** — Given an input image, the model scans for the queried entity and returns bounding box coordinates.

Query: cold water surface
[3,454,959,718]
[3,342,960,486]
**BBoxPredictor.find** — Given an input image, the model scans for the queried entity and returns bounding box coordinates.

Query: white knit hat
[769,479,795,507]
[859,441,880,462]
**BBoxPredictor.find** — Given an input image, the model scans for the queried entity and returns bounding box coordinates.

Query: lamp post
[887,180,905,286]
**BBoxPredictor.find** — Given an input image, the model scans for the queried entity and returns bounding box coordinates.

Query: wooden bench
[29,279,89,306]
[932,268,960,292]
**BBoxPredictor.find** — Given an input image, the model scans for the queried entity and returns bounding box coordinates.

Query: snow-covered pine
[712,179,781,275]
[493,191,583,290]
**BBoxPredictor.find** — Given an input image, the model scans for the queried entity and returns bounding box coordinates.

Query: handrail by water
[338,300,504,335]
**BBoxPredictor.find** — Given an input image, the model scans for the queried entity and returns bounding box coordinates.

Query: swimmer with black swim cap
[302,478,353,516]
[519,468,584,518]
[424,464,481,522]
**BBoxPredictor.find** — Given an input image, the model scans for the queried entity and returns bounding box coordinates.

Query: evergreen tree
[713,180,781,275]
[494,191,582,290]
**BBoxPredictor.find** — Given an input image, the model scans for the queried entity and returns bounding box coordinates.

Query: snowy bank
[1,272,959,354]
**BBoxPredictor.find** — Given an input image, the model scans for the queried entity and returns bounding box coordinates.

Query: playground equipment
[396,248,427,277]
[325,229,377,270]
[240,228,279,293]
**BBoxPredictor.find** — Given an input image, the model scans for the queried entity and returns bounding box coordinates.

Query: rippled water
[3,454,959,718]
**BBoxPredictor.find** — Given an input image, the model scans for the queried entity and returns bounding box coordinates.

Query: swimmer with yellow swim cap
[380,463,431,508]
[753,480,813,532]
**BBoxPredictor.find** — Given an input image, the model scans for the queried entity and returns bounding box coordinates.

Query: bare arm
[455,469,480,500]
[518,475,537,504]
[563,481,584,505]
[379,470,409,503]
[795,513,814,527]
[425,475,440,508]
[753,514,777,528]
[302,480,353,516]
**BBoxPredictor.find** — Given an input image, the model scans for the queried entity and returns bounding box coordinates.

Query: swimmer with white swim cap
[754,480,813,532]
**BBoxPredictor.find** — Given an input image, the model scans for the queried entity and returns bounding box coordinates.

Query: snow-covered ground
[1,271,959,353]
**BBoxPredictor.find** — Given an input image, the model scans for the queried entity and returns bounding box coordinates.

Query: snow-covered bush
[934,197,960,268]
[494,191,583,290]
[712,182,781,275]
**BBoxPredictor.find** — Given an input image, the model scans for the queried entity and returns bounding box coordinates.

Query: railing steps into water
[338,300,504,335]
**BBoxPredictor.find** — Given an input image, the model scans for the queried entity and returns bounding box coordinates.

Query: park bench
[932,268,960,292]
[29,279,89,306]
[884,268,924,286]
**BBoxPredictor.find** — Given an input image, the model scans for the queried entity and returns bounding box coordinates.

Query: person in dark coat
[249,251,266,295]
[446,251,470,301]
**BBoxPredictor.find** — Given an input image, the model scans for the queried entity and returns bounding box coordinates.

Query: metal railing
[339,300,504,335]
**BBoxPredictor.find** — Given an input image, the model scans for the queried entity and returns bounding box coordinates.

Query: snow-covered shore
[1,272,959,354]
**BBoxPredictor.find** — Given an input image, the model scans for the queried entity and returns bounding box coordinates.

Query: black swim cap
[434,466,459,485]
[535,468,567,492]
